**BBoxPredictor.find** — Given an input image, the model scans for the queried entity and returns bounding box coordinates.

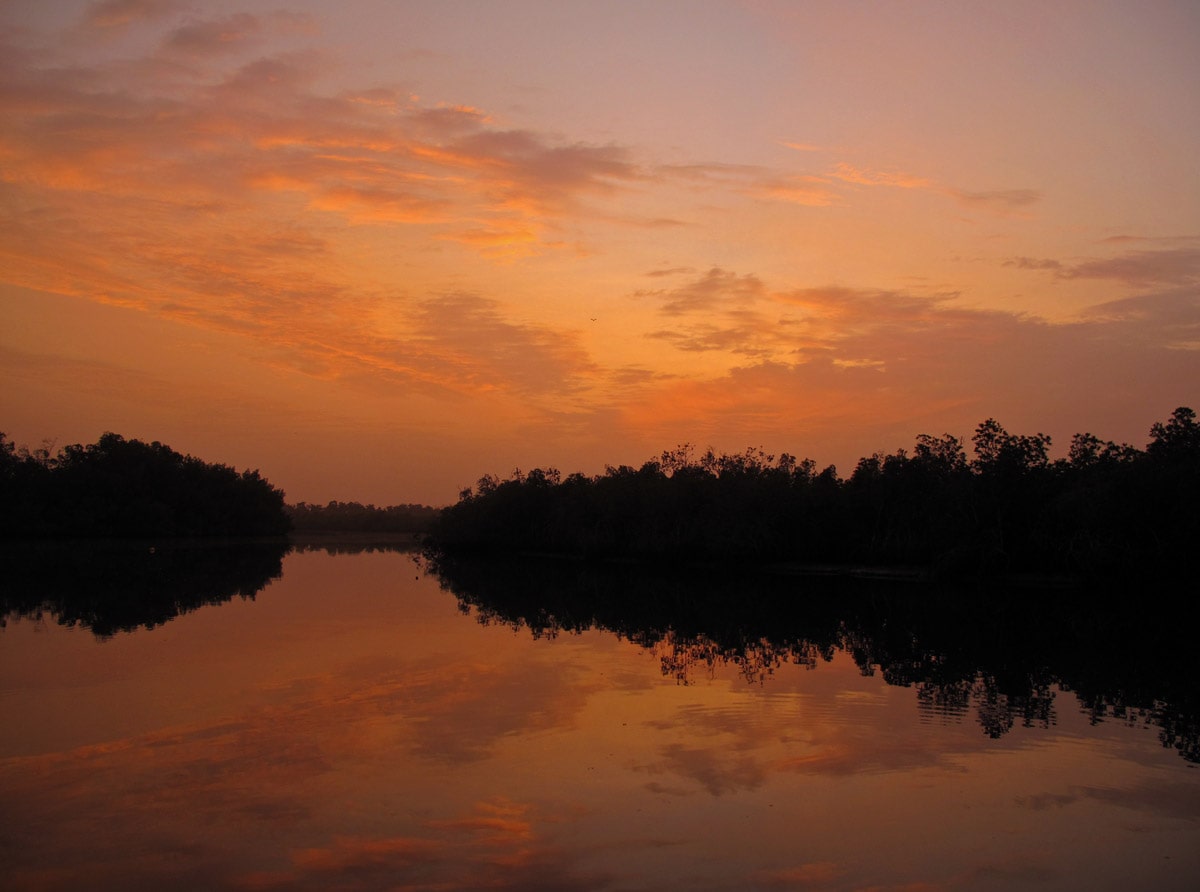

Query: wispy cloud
[0,23,635,405]
[829,162,932,189]
[822,162,1040,215]
[755,173,840,206]
[0,28,643,254]
[1004,256,1064,271]
[1060,247,1200,287]
[640,267,766,317]
[82,0,179,30]
[781,141,825,152]
[1006,243,1200,287]
[620,268,1199,465]
[163,13,266,56]
[947,187,1041,212]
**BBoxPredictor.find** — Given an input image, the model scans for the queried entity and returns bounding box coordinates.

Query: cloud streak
[620,267,1199,466]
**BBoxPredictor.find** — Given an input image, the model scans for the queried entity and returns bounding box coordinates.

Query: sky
[2,0,1198,506]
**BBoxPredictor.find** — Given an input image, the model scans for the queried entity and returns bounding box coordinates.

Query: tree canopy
[428,408,1199,577]
[0,432,290,538]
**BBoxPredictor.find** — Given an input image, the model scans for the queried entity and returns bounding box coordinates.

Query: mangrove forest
[0,431,291,538]
[427,407,1200,577]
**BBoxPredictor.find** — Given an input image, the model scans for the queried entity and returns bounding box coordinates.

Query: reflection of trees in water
[289,537,421,557]
[0,540,289,638]
[427,553,1199,763]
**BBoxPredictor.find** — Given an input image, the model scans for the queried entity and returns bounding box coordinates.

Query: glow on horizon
[2,0,1198,505]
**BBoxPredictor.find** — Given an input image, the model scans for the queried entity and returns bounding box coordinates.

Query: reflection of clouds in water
[0,651,606,890]
[235,799,615,892]
[638,743,769,797]
[393,658,604,763]
[630,673,982,797]
[1018,781,1200,821]
[751,861,845,889]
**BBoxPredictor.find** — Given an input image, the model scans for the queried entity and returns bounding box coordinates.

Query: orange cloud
[619,270,1199,470]
[829,162,932,189]
[0,19,652,422]
[163,13,265,57]
[0,26,642,263]
[1006,242,1200,287]
[82,0,178,30]
[756,173,840,206]
[823,162,1040,216]
[1061,246,1200,287]
[946,186,1040,212]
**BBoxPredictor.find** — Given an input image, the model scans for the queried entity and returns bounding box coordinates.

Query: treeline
[428,407,1200,576]
[0,432,290,538]
[287,500,440,534]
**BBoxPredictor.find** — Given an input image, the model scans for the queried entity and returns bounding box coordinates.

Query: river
[1,542,1197,890]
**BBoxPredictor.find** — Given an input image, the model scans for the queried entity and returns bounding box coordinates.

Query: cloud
[755,173,840,206]
[0,20,660,419]
[1079,288,1200,335]
[619,270,1199,468]
[658,160,764,184]
[163,14,265,57]
[82,0,179,30]
[644,266,695,278]
[642,267,766,317]
[1005,243,1200,287]
[822,163,1040,215]
[1004,257,1064,271]
[687,158,1030,214]
[0,30,620,406]
[640,268,801,359]
[781,141,825,153]
[405,292,598,399]
[947,187,1041,211]
[1060,247,1200,287]
[0,26,643,264]
[829,162,932,189]
[641,273,962,362]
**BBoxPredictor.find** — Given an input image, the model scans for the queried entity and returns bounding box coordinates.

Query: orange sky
[2,0,1198,505]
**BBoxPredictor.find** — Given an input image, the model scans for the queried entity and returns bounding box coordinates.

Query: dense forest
[428,407,1200,577]
[288,500,440,534]
[0,432,290,538]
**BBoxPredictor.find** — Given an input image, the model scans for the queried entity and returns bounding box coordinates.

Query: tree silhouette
[428,408,1198,578]
[0,432,290,538]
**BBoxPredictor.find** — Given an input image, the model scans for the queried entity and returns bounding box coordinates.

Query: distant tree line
[0,432,290,538]
[287,500,440,534]
[428,407,1200,577]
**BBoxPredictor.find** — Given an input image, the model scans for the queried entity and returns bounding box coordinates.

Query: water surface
[1,544,1197,890]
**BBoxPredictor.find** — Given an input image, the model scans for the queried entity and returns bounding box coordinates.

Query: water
[1,544,1197,890]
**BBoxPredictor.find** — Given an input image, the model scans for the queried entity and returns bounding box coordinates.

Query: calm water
[1,544,1197,891]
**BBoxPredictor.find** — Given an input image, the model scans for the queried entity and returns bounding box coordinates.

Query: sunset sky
[2,0,1198,505]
